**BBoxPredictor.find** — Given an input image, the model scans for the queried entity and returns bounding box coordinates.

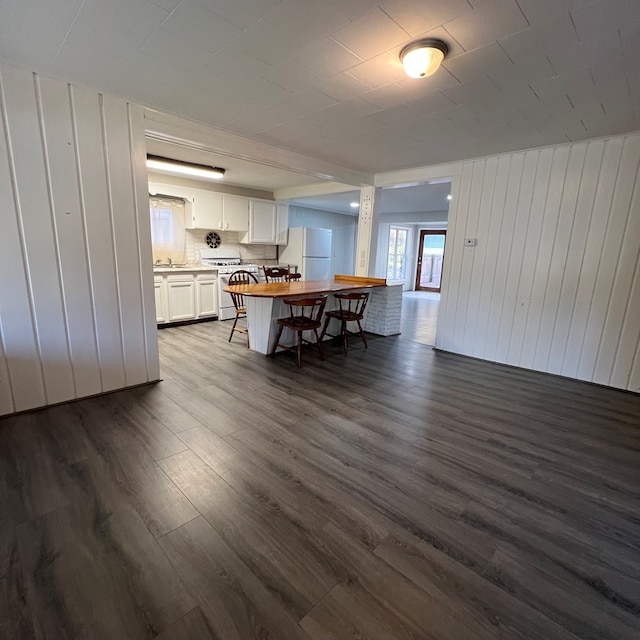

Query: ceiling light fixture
[447,194,453,200]
[400,38,448,79]
[350,202,360,208]
[146,155,225,180]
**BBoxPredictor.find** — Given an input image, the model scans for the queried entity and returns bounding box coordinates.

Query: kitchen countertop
[224,275,387,299]
[153,265,219,273]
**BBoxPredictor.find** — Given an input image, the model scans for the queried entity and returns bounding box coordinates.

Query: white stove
[200,249,263,320]
[200,248,260,273]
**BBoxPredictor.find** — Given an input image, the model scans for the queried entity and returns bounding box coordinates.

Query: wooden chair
[270,296,328,367]
[227,270,258,346]
[263,265,301,282]
[320,291,370,353]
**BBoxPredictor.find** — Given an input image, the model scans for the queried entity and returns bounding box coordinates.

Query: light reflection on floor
[400,291,440,347]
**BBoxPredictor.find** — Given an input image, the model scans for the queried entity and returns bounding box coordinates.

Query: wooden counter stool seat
[228,270,258,346]
[270,296,328,367]
[320,291,370,353]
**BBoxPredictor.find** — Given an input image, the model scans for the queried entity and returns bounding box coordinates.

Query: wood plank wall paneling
[438,133,640,393]
[0,63,159,416]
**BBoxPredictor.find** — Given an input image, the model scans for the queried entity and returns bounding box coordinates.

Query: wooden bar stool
[270,296,328,367]
[320,291,370,353]
[263,265,302,282]
[228,270,258,346]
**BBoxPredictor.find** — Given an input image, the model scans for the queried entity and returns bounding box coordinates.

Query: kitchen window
[387,226,409,280]
[150,196,186,265]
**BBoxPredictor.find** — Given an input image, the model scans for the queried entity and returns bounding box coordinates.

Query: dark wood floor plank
[487,547,639,640]
[16,500,194,640]
[159,450,339,620]
[459,502,640,637]
[159,516,311,640]
[226,423,498,573]
[226,427,390,550]
[2,309,638,639]
[127,385,204,434]
[374,530,583,640]
[154,606,221,640]
[301,583,418,640]
[309,521,497,640]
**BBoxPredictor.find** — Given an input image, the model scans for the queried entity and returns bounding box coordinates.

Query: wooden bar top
[224,275,387,299]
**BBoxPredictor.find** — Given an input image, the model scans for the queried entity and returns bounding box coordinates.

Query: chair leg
[314,328,324,360]
[357,319,368,349]
[319,315,330,342]
[270,323,284,357]
[296,330,303,368]
[341,320,348,353]
[229,313,239,342]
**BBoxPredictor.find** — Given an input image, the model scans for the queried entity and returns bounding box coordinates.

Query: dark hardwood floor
[1,318,639,639]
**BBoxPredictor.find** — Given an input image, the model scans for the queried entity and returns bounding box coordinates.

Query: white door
[304,228,332,257]
[303,257,331,281]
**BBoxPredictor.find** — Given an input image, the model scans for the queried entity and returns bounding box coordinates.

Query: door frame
[415,230,447,292]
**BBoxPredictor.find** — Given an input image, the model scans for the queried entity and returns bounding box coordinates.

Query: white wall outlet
[464,238,477,246]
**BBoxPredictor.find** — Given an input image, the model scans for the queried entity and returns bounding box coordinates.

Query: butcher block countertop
[224,275,387,298]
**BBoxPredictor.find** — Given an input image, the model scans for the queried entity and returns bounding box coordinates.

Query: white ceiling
[290,181,452,214]
[1,0,639,177]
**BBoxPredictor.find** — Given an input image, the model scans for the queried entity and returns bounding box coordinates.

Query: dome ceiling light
[400,38,449,79]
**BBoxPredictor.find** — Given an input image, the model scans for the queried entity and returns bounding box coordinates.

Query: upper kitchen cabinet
[240,200,288,244]
[221,194,249,232]
[187,189,222,230]
[149,181,222,229]
[247,199,276,243]
[276,203,289,245]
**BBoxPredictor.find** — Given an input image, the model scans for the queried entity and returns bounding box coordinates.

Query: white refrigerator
[279,227,332,280]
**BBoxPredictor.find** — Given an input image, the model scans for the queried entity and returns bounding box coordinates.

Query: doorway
[415,230,446,293]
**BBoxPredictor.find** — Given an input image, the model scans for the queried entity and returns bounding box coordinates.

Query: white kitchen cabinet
[240,199,276,243]
[195,274,218,318]
[149,181,196,203]
[276,203,289,245]
[221,194,249,232]
[149,181,224,230]
[154,276,169,323]
[167,275,196,322]
[186,189,222,230]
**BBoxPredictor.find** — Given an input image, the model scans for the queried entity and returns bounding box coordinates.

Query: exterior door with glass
[415,230,446,292]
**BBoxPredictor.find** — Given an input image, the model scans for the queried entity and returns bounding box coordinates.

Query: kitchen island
[225,275,402,354]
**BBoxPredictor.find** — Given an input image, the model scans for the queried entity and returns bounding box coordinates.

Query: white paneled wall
[437,133,640,393]
[0,63,158,416]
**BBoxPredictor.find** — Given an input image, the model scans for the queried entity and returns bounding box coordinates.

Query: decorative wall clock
[206,231,221,248]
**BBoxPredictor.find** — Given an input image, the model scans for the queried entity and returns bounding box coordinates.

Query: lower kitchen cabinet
[154,276,169,323]
[155,271,219,325]
[167,275,196,322]
[196,273,218,318]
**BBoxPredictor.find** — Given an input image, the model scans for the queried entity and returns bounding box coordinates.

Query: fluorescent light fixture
[400,38,448,79]
[447,194,453,200]
[146,155,225,180]
[350,202,360,208]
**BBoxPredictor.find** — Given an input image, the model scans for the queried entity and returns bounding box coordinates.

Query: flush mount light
[447,194,453,200]
[146,155,225,180]
[400,38,448,79]
[350,202,360,208]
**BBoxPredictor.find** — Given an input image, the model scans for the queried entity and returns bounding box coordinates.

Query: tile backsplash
[185,230,278,265]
